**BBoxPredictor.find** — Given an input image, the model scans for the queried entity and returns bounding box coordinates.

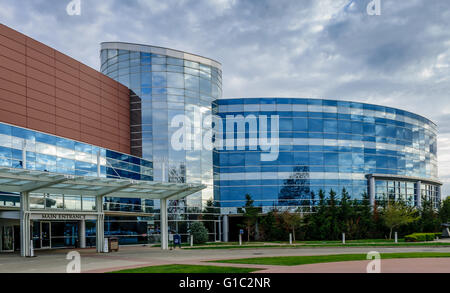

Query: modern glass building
[213,98,442,214]
[0,23,444,252]
[100,43,222,233]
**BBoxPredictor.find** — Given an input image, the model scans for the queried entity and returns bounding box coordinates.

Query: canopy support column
[160,198,168,250]
[96,195,105,253]
[20,191,31,257]
[79,219,86,249]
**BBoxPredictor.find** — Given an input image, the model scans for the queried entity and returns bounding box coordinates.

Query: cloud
[1,0,450,197]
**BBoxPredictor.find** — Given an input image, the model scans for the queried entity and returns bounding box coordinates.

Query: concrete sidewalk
[1,245,450,273]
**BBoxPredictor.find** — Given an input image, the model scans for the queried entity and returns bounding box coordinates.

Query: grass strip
[211,252,450,266]
[110,264,260,273]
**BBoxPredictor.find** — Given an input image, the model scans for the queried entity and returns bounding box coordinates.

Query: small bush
[189,222,209,244]
[404,233,438,242]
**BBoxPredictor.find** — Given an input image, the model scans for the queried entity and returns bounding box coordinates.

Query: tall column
[369,176,375,207]
[437,185,442,207]
[97,150,101,177]
[95,153,105,253]
[416,181,422,208]
[96,195,104,253]
[222,215,229,242]
[22,140,27,169]
[20,191,30,257]
[218,219,222,242]
[79,219,86,249]
[160,198,168,250]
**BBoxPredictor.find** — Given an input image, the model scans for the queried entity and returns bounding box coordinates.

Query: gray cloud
[1,0,449,196]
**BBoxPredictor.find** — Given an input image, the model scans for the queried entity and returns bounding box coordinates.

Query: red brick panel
[0,24,130,154]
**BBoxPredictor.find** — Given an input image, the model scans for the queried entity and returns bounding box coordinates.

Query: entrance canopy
[0,167,205,200]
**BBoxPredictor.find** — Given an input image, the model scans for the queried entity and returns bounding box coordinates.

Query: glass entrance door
[41,222,51,248]
[1,226,14,251]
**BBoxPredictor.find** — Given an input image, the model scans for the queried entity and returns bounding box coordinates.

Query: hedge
[404,233,440,242]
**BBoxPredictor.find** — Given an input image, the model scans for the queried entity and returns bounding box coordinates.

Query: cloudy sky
[1,0,449,196]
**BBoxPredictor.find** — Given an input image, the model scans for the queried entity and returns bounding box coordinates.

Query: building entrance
[32,221,79,249]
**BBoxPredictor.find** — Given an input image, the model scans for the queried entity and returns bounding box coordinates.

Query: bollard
[239,234,242,246]
[30,239,34,257]
[395,232,398,243]
[190,235,194,247]
[342,233,345,244]
[289,233,292,245]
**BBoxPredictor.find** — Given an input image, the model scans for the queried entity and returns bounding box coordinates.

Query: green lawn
[111,264,260,273]
[184,242,450,249]
[211,252,450,266]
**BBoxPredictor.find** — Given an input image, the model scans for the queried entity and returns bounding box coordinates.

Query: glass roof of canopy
[0,167,205,200]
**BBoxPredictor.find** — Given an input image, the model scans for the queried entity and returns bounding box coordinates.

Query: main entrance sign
[30,213,97,220]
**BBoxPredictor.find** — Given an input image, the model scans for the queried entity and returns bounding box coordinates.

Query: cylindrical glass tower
[100,43,222,211]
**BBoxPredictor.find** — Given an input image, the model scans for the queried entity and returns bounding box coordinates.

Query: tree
[242,194,259,242]
[440,197,450,224]
[327,189,340,240]
[280,209,304,242]
[189,222,208,244]
[259,209,286,241]
[354,193,375,239]
[382,201,419,239]
[338,188,352,235]
[419,198,440,232]
[201,199,219,234]
[308,189,328,240]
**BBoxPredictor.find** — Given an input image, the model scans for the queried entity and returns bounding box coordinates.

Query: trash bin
[108,237,119,252]
[173,234,181,249]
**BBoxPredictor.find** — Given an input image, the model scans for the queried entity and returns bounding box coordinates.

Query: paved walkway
[1,245,449,273]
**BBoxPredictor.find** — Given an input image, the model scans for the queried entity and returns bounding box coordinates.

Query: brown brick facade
[0,24,130,154]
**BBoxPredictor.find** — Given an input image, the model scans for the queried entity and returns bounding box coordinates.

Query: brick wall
[0,24,130,154]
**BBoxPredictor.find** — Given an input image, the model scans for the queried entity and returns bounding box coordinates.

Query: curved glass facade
[213,98,440,212]
[100,43,222,208]
[0,121,164,245]
[0,121,153,208]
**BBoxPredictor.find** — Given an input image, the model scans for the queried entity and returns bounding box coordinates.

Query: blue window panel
[278,152,293,164]
[167,72,184,89]
[323,100,338,106]
[308,119,323,132]
[280,118,293,132]
[11,149,22,161]
[0,146,12,159]
[388,126,400,139]
[185,74,199,92]
[323,112,338,119]
[309,153,323,165]
[324,153,338,165]
[363,123,375,135]
[324,119,337,133]
[309,145,323,152]
[12,127,35,141]
[338,120,352,133]
[338,134,353,141]
[339,153,352,166]
[323,133,338,140]
[0,124,12,136]
[293,152,309,165]
[352,122,363,134]
[293,118,308,131]
[152,72,167,88]
[0,158,13,168]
